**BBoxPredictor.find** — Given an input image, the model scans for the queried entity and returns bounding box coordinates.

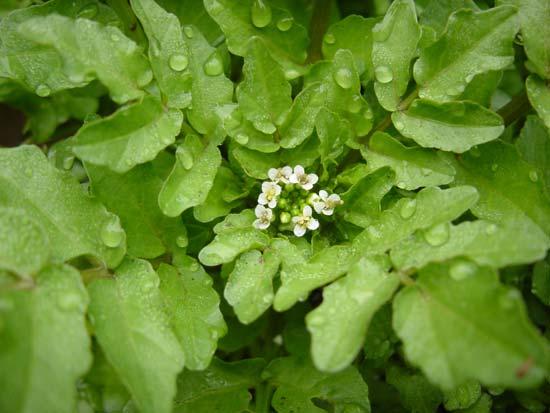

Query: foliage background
[0,0,549,412]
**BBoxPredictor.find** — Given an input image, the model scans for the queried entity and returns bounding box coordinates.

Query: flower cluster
[253,165,343,237]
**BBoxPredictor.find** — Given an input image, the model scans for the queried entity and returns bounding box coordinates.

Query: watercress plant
[0,0,549,412]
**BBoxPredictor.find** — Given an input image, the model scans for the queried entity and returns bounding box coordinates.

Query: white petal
[255,204,265,217]
[282,166,292,176]
[291,216,301,224]
[303,205,312,216]
[308,174,319,185]
[322,208,334,216]
[319,190,328,200]
[328,194,341,203]
[307,218,319,230]
[258,193,268,205]
[253,219,262,229]
[265,208,273,220]
[293,225,306,237]
[268,199,277,208]
[268,168,278,181]
[313,201,325,214]
[302,183,313,191]
[294,165,305,176]
[274,184,282,195]
[257,220,270,230]
[289,174,298,183]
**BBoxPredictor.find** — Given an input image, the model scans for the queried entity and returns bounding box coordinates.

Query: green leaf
[203,0,308,73]
[155,0,222,43]
[19,14,151,103]
[392,99,504,153]
[157,260,227,370]
[372,0,421,111]
[391,220,549,270]
[443,380,481,411]
[230,144,279,179]
[174,358,265,413]
[322,15,378,80]
[352,186,479,255]
[362,132,456,190]
[419,0,479,36]
[459,70,502,107]
[306,257,399,372]
[273,245,354,312]
[158,135,222,217]
[193,165,245,222]
[526,75,550,129]
[237,37,292,133]
[72,96,182,173]
[198,210,270,266]
[0,264,91,413]
[0,207,49,278]
[341,166,395,227]
[456,393,492,413]
[498,0,550,78]
[414,6,519,101]
[451,141,550,238]
[0,0,119,95]
[263,356,370,413]
[224,249,280,324]
[393,261,550,390]
[532,259,550,306]
[0,145,126,268]
[88,258,185,413]
[130,0,192,108]
[185,24,233,135]
[316,108,353,173]
[386,364,443,413]
[86,162,187,260]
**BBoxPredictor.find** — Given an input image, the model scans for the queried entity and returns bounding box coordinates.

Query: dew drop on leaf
[101,216,124,248]
[324,32,336,44]
[77,3,99,19]
[251,0,272,28]
[374,66,393,84]
[110,33,120,42]
[203,52,224,76]
[35,84,51,97]
[333,68,353,89]
[276,17,293,32]
[450,260,476,281]
[399,199,417,219]
[183,25,194,38]
[423,222,450,246]
[284,68,301,80]
[176,235,188,248]
[176,146,194,170]
[393,119,404,130]
[529,170,539,182]
[169,54,189,72]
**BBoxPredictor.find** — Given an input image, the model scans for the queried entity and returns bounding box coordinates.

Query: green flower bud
[291,207,300,216]
[278,198,288,209]
[280,212,291,224]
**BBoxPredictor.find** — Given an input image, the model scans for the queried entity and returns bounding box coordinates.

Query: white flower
[313,190,343,216]
[268,166,293,184]
[258,181,282,208]
[291,205,319,237]
[253,205,273,230]
[289,165,318,190]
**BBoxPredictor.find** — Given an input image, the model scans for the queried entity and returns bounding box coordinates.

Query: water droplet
[262,293,273,304]
[62,155,75,170]
[251,0,272,28]
[203,52,223,76]
[137,69,153,87]
[169,54,189,72]
[348,95,362,114]
[450,260,476,280]
[284,68,300,80]
[176,235,188,248]
[101,217,124,248]
[276,17,293,32]
[393,119,404,130]
[176,146,194,169]
[400,199,417,219]
[423,222,450,247]
[77,3,99,19]
[35,84,51,97]
[110,33,120,42]
[469,146,481,157]
[183,26,194,38]
[57,293,82,311]
[333,68,353,89]
[491,163,499,172]
[485,223,497,235]
[235,133,249,145]
[529,170,539,182]
[150,38,161,57]
[324,33,336,44]
[374,66,393,84]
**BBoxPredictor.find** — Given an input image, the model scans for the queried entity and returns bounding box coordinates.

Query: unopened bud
[280,212,291,224]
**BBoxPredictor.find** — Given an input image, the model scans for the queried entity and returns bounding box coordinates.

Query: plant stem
[254,383,274,413]
[497,91,530,126]
[306,0,332,63]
